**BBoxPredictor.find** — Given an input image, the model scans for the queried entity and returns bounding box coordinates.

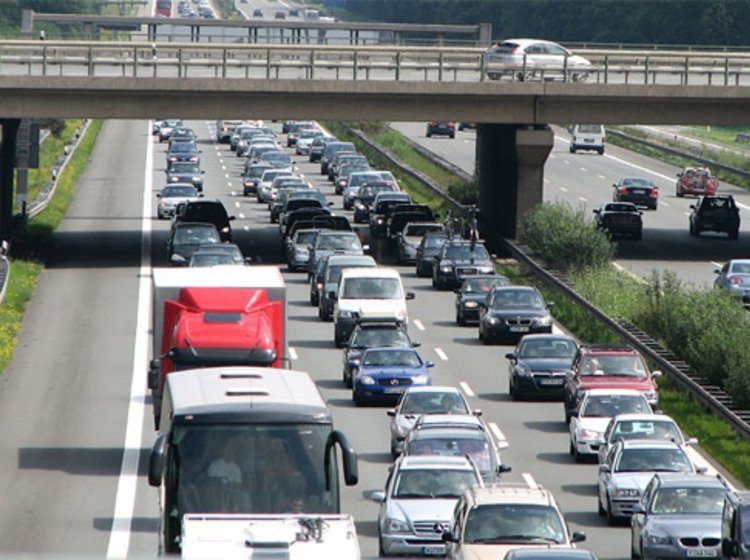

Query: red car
[562,344,662,423]
[676,167,718,197]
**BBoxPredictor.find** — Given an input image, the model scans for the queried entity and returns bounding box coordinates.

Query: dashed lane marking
[234,202,241,208]
[578,196,588,203]
[489,422,508,447]
[413,319,425,331]
[522,473,537,488]
[559,187,568,193]
[459,382,475,397]
[579,167,588,172]
[435,348,449,361]
[289,347,298,361]
[239,213,246,219]
[597,174,606,180]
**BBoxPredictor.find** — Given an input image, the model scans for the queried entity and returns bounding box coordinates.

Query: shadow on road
[93,516,158,533]
[523,420,568,434]
[19,447,150,476]
[536,451,573,465]
[561,483,598,497]
[358,452,393,465]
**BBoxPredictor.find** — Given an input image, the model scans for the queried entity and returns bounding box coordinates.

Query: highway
[0,114,739,560]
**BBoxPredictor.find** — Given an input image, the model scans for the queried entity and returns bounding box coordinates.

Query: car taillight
[448,123,455,129]
[650,189,658,196]
[729,276,744,285]
[619,187,629,193]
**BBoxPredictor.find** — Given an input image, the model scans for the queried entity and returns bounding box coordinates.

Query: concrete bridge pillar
[476,124,553,247]
[0,119,20,242]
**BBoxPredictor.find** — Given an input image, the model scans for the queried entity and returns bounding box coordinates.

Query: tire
[353,389,363,407]
[598,148,605,155]
[378,534,387,557]
[482,332,493,345]
[569,439,575,456]
[510,378,519,401]
[573,442,583,463]
[631,541,642,560]
[598,495,606,516]
[689,222,696,236]
[456,309,465,326]
[450,133,455,139]
[730,228,739,240]
[634,230,642,240]
[606,498,617,526]
[676,188,684,198]
[569,145,576,154]
[426,132,432,138]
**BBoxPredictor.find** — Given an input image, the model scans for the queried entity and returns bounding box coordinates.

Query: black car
[166,222,221,264]
[242,162,274,196]
[309,135,337,163]
[415,231,454,278]
[173,199,235,242]
[354,184,403,224]
[432,240,495,290]
[593,202,642,239]
[689,195,740,239]
[397,222,446,264]
[612,177,659,210]
[386,205,435,242]
[454,275,510,325]
[165,162,205,192]
[426,121,455,138]
[342,321,418,388]
[505,334,579,400]
[478,286,554,345]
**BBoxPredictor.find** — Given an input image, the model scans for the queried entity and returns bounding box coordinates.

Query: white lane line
[435,347,449,361]
[224,173,230,179]
[227,182,232,187]
[234,201,241,208]
[552,324,565,335]
[221,166,226,171]
[543,178,550,184]
[289,347,298,361]
[661,201,670,207]
[489,422,507,444]
[612,261,647,284]
[413,319,425,331]
[107,121,153,559]
[559,187,569,193]
[230,190,238,197]
[459,381,475,397]
[243,225,250,231]
[564,160,570,165]
[219,159,224,164]
[597,174,606,180]
[579,167,588,172]
[711,261,723,268]
[522,472,538,488]
[684,211,691,217]
[239,213,246,219]
[578,196,588,203]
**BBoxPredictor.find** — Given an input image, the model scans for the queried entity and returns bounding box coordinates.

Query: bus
[155,0,172,17]
[148,366,359,553]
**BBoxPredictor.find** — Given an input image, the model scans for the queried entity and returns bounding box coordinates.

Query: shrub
[519,202,615,272]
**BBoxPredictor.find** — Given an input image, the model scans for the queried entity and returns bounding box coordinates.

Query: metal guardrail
[4,40,750,85]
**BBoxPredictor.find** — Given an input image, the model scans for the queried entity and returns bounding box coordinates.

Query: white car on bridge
[485,38,591,82]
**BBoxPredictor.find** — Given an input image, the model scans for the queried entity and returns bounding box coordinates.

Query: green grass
[0,120,103,373]
[686,126,750,147]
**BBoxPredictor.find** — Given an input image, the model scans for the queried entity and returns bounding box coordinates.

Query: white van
[569,124,605,155]
[332,267,414,347]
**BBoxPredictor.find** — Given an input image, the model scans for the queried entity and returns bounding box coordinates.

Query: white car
[569,389,652,462]
[257,168,294,203]
[484,38,591,82]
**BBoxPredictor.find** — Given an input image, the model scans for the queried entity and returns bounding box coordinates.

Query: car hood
[577,417,612,433]
[359,366,426,377]
[645,514,722,536]
[169,172,201,180]
[578,376,654,391]
[441,259,493,267]
[518,358,572,372]
[487,309,549,319]
[459,543,571,560]
[162,195,199,207]
[388,498,458,526]
[610,472,664,491]
[339,299,406,317]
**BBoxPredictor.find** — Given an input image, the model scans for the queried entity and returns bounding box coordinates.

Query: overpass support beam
[476,124,553,247]
[0,119,20,243]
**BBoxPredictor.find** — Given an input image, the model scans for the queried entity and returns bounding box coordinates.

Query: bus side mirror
[148,433,167,487]
[326,430,359,487]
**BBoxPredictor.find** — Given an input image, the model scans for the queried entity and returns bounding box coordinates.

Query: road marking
[225,173,230,179]
[221,166,226,171]
[578,196,588,203]
[239,213,246,219]
[613,261,647,284]
[244,225,250,231]
[219,159,224,164]
[543,178,550,184]
[559,187,568,193]
[435,347,449,361]
[289,347,298,361]
[489,422,507,444]
[597,174,606,180]
[684,211,691,216]
[413,319,425,331]
[227,181,232,187]
[552,324,565,335]
[711,261,723,268]
[230,190,237,197]
[234,201,241,208]
[522,473,538,488]
[661,201,670,207]
[564,160,570,165]
[459,381,475,397]
[579,167,588,172]
[107,121,153,559]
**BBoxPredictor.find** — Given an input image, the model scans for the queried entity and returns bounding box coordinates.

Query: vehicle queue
[147,117,744,559]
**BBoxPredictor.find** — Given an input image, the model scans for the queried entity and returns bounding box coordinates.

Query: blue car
[352,347,434,406]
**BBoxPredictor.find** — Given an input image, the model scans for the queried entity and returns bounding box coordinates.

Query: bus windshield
[171,423,338,517]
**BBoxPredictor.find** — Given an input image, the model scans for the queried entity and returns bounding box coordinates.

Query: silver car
[371,455,483,557]
[484,38,591,82]
[714,259,750,304]
[387,385,475,457]
[155,183,201,219]
[631,473,729,559]
[598,439,706,525]
[285,228,318,272]
[397,222,446,264]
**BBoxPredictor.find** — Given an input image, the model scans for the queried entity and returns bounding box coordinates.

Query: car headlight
[358,375,375,385]
[168,156,177,161]
[612,488,640,498]
[642,391,658,401]
[535,315,552,326]
[169,177,179,182]
[384,518,409,534]
[479,267,494,274]
[350,357,361,366]
[578,429,603,440]
[464,301,478,308]
[646,533,672,546]
[441,266,452,273]
[221,226,231,234]
[192,176,202,182]
[295,248,308,256]
[412,374,429,384]
[189,156,198,162]
[515,365,531,377]
[486,316,499,325]
[377,217,385,224]
[158,202,168,210]
[338,310,355,319]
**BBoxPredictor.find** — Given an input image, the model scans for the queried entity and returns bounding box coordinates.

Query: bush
[447,179,478,205]
[519,202,615,272]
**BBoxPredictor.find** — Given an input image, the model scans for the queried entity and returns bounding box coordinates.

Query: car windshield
[294,231,317,245]
[461,277,509,293]
[464,504,566,545]
[408,436,492,473]
[342,277,403,299]
[170,143,195,153]
[326,263,371,284]
[488,289,545,310]
[262,171,292,183]
[174,226,220,244]
[316,234,361,251]
[730,262,750,274]
[400,393,469,415]
[581,395,650,418]
[183,204,228,223]
[604,203,637,213]
[189,253,238,267]
[578,124,602,134]
[518,338,577,359]
[610,420,682,443]
[579,355,648,378]
[651,487,726,515]
[262,152,292,165]
[162,185,197,198]
[248,165,272,178]
[615,448,692,473]
[351,329,410,349]
[424,235,448,249]
[362,349,421,367]
[171,163,200,174]
[622,178,651,188]
[404,224,443,237]
[350,173,384,187]
[393,469,478,499]
[444,245,490,261]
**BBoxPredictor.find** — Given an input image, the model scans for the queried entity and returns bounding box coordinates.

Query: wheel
[510,378,519,401]
[633,230,642,240]
[426,132,432,138]
[390,441,398,460]
[450,133,455,139]
[569,145,576,154]
[353,389,363,407]
[689,222,696,236]
[631,540,642,560]
[569,439,575,456]
[598,495,606,516]
[598,148,604,155]
[378,533,387,557]
[729,228,739,240]
[456,309,465,326]
[573,440,583,463]
[606,498,616,526]
[482,332,493,345]
[676,187,684,197]
[651,203,658,211]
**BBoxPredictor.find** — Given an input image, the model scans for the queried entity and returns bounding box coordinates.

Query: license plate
[634,189,646,195]
[383,387,405,394]
[686,551,717,558]
[509,326,529,333]
[584,138,594,143]
[422,545,445,555]
[538,378,564,386]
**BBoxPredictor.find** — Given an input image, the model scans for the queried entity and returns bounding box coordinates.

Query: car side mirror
[198,193,204,198]
[612,183,617,188]
[369,491,386,503]
[686,437,698,446]
[201,170,205,174]
[695,465,708,475]
[425,361,435,368]
[170,254,187,266]
[328,291,337,300]
[406,292,415,300]
[631,503,646,515]
[244,257,254,265]
[386,409,396,417]
[598,464,611,473]
[454,289,461,294]
[546,301,555,308]
[593,209,600,214]
[571,531,587,544]
[505,352,516,361]
[497,463,512,474]
[229,216,236,221]
[473,409,482,417]
[441,531,458,543]
[714,269,720,274]
[328,201,334,206]
[411,341,421,348]
[496,440,509,450]
[156,193,162,198]
[652,370,663,378]
[690,205,696,209]
[362,245,370,252]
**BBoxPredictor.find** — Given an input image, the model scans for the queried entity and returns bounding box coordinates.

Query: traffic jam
[148,117,743,560]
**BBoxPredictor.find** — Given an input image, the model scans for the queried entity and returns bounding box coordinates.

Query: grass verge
[23,120,83,205]
[0,120,103,373]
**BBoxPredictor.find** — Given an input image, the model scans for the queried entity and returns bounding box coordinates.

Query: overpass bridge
[2,39,750,246]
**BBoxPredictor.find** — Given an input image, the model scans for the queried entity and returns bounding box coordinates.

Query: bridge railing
[3,40,750,86]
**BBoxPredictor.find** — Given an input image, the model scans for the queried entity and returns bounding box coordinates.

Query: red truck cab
[563,344,661,423]
[676,167,718,197]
